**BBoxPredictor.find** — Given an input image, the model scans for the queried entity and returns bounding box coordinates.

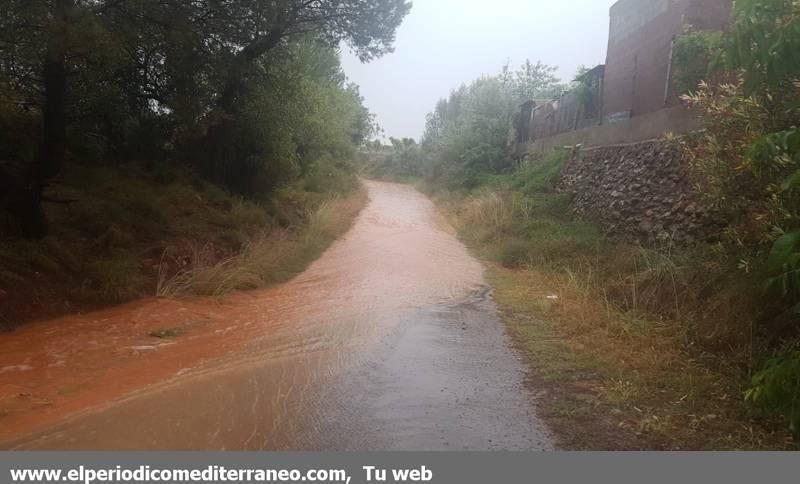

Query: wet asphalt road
[1,180,551,450]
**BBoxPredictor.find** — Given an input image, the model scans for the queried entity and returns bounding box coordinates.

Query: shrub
[88,249,148,301]
[491,237,532,268]
[680,79,798,248]
[509,149,569,195]
[671,28,722,96]
[746,348,800,436]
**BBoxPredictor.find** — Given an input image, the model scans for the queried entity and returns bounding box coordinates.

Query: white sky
[341,0,619,140]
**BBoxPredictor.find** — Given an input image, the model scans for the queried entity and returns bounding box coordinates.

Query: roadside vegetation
[0,153,367,326]
[156,187,366,299]
[0,1,411,325]
[369,0,800,448]
[364,137,426,182]
[436,152,792,449]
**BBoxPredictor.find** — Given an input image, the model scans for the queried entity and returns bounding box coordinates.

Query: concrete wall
[530,66,605,140]
[523,104,701,156]
[686,0,734,30]
[511,66,605,157]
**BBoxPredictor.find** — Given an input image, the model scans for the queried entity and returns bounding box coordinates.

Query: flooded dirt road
[0,180,551,450]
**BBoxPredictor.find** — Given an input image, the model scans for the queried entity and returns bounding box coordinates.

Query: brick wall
[510,0,733,160]
[603,0,732,122]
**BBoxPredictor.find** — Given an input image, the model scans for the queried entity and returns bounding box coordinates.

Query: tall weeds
[157,189,367,298]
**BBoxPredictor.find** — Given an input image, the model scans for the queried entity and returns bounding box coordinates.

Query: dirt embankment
[0,163,363,327]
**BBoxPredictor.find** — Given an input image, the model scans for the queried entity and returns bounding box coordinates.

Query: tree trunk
[19,0,71,239]
[216,27,286,114]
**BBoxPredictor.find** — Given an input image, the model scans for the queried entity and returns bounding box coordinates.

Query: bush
[681,0,800,436]
[509,150,569,195]
[681,79,798,248]
[671,29,721,96]
[746,348,800,436]
[88,249,148,301]
[491,237,532,268]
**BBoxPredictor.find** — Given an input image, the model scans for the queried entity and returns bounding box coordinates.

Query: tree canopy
[0,0,410,237]
[419,60,563,188]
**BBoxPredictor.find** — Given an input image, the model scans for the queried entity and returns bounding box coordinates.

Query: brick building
[602,0,732,122]
[511,0,734,158]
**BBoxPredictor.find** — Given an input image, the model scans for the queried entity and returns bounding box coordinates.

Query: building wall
[602,0,732,122]
[511,65,605,157]
[510,0,732,160]
[525,104,701,156]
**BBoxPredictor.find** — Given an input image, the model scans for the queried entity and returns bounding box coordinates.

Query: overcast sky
[341,0,619,141]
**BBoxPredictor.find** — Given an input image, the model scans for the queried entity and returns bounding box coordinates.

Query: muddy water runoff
[0,180,551,450]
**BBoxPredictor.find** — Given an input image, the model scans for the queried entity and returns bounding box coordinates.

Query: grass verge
[431,150,794,450]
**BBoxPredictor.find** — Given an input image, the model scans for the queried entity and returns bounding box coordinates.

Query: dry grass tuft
[487,265,792,450]
[156,188,367,298]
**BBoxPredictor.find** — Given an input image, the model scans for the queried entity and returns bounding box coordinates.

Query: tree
[506,59,562,103]
[420,60,562,188]
[1,0,154,236]
[0,0,408,237]
[10,0,73,238]
[202,0,411,190]
[722,0,800,95]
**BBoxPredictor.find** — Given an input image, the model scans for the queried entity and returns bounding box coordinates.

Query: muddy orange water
[0,181,551,450]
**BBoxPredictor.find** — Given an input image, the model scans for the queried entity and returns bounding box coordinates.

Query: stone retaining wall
[558,140,721,244]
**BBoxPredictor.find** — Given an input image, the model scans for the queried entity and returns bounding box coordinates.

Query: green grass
[507,149,569,195]
[436,150,607,272]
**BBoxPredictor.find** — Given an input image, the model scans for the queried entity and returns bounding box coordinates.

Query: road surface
[0,180,551,450]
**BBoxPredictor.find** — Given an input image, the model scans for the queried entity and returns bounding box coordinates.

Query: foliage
[680,80,782,246]
[766,229,800,302]
[671,28,722,96]
[0,0,396,321]
[507,149,569,195]
[722,0,800,95]
[200,41,375,197]
[421,60,562,190]
[438,149,602,271]
[0,0,408,237]
[365,137,425,179]
[678,0,800,435]
[698,0,800,275]
[500,60,563,103]
[746,348,800,436]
